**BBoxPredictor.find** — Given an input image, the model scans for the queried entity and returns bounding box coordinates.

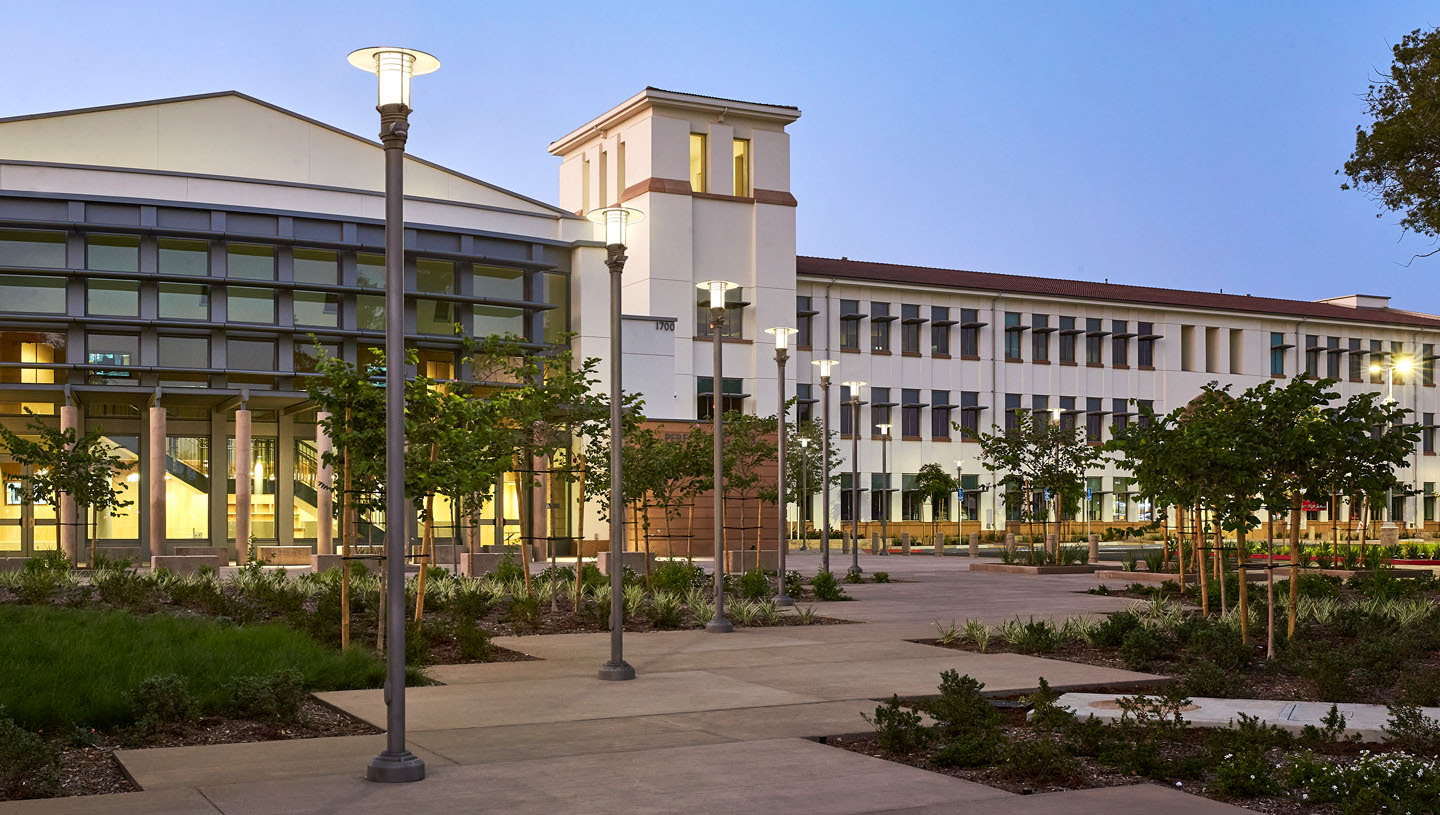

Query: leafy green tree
[1342,27,1440,252]
[0,414,132,566]
[722,410,778,572]
[306,346,386,559]
[913,463,958,543]
[785,419,841,544]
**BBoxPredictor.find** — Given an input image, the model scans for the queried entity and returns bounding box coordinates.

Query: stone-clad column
[58,404,78,564]
[235,409,252,562]
[148,407,167,556]
[316,412,334,555]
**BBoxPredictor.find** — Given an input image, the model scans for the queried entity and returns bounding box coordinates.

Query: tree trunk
[1236,525,1249,646]
[1215,514,1226,612]
[1289,495,1302,638]
[1196,505,1208,616]
[686,503,695,568]
[414,445,438,621]
[1266,515,1275,658]
[1176,505,1186,592]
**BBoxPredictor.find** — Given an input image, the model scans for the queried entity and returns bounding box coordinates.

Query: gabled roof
[0,91,572,218]
[797,255,1440,329]
[549,87,801,155]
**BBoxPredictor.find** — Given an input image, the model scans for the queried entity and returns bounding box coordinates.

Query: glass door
[0,460,57,557]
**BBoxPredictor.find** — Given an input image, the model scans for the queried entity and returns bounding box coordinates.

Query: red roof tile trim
[796,256,1440,330]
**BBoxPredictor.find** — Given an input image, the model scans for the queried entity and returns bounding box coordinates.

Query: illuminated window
[689,133,707,193]
[732,138,750,196]
[165,436,210,541]
[0,331,64,384]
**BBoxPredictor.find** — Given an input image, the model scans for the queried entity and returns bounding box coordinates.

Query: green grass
[0,605,391,731]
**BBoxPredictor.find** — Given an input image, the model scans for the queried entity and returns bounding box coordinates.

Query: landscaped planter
[969,562,1098,575]
[1093,568,1264,584]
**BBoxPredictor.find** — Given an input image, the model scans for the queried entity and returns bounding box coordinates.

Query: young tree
[721,410,778,573]
[0,413,133,566]
[785,419,841,547]
[913,463,958,544]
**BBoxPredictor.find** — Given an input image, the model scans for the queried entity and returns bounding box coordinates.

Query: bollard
[933,534,944,556]
[1004,532,1016,555]
[901,532,911,555]
[871,532,881,555]
[1088,534,1100,563]
[968,532,979,558]
[1380,525,1399,549]
[1046,534,1058,557]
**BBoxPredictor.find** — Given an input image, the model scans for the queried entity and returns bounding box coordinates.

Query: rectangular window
[293,291,339,327]
[417,259,457,334]
[227,244,275,280]
[95,435,140,540]
[157,335,209,388]
[1059,316,1076,363]
[1003,312,1022,360]
[87,333,139,384]
[901,388,921,437]
[87,279,139,317]
[0,331,65,385]
[294,342,339,374]
[959,391,979,439]
[227,338,276,389]
[542,272,568,345]
[1370,340,1384,383]
[1426,343,1436,386]
[357,295,385,331]
[959,474,979,521]
[357,254,385,289]
[931,390,951,439]
[1086,318,1104,365]
[158,238,208,276]
[839,384,855,436]
[1394,341,1407,385]
[1059,396,1077,431]
[227,437,278,540]
[0,229,66,268]
[1427,483,1436,523]
[158,282,209,320]
[871,302,891,352]
[696,286,743,339]
[931,306,950,355]
[689,133,707,193]
[1326,336,1341,379]
[1137,321,1155,367]
[732,138,750,196]
[900,304,921,354]
[473,264,526,300]
[1137,399,1154,428]
[474,305,525,338]
[292,248,338,285]
[870,387,891,435]
[1111,320,1129,367]
[840,299,861,350]
[1305,335,1320,378]
[1086,476,1103,521]
[959,308,980,358]
[228,286,275,324]
[1113,477,1130,521]
[1030,314,1050,361]
[165,436,210,541]
[697,376,743,420]
[839,473,856,522]
[87,234,139,273]
[1086,397,1103,443]
[1005,392,1021,431]
[796,296,814,348]
[901,474,924,521]
[871,473,890,522]
[1032,395,1049,424]
[1425,413,1435,455]
[1271,332,1287,376]
[1348,338,1363,381]
[1112,398,1130,436]
[796,383,813,425]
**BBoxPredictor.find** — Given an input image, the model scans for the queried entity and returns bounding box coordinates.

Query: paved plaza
[2,554,1255,814]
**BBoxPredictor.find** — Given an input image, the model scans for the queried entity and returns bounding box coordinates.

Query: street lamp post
[348,45,439,785]
[590,207,643,681]
[812,360,837,574]
[702,280,739,633]
[799,437,811,550]
[766,327,798,604]
[842,380,867,578]
[1371,354,1413,531]
[876,423,891,556]
[954,460,964,549]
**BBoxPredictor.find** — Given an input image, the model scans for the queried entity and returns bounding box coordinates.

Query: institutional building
[2,87,1437,561]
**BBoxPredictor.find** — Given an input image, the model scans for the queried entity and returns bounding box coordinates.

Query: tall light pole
[876,423,891,556]
[842,380,867,578]
[348,45,439,785]
[766,327,798,604]
[812,360,837,573]
[954,459,964,548]
[798,437,811,550]
[590,206,643,681]
[702,280,739,633]
[1371,354,1413,531]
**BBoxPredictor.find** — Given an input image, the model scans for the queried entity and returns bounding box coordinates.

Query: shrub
[809,571,848,601]
[649,591,685,629]
[931,727,1005,768]
[1210,747,1278,798]
[125,674,196,727]
[1090,610,1141,647]
[1119,627,1169,671]
[738,569,772,599]
[493,555,525,583]
[0,708,59,800]
[872,571,891,583]
[1299,704,1358,749]
[843,570,863,584]
[1000,734,1082,785]
[1289,750,1440,815]
[926,670,998,737]
[784,570,805,597]
[1383,703,1440,754]
[453,618,492,661]
[965,619,991,653]
[506,594,542,633]
[1178,618,1250,670]
[1015,618,1060,654]
[1024,677,1074,732]
[1180,659,1230,697]
[224,669,306,721]
[864,695,930,753]
[651,562,707,595]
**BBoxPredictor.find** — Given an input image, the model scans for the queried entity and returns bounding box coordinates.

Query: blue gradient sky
[7,2,1438,308]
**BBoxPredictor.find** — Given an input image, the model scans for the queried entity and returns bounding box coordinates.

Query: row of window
[1281,333,1438,385]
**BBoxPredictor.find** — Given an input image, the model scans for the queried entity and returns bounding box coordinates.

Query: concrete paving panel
[115,734,455,790]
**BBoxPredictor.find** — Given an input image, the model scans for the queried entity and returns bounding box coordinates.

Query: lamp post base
[775,593,795,607]
[846,565,863,579]
[366,750,425,783]
[597,660,636,681]
[705,618,734,633]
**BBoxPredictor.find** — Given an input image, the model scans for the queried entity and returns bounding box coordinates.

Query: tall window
[901,388,921,437]
[1426,343,1436,386]
[871,302,891,352]
[840,300,860,350]
[1004,393,1022,431]
[871,473,890,522]
[931,391,951,439]
[959,391,980,439]
[1112,398,1130,436]
[697,376,743,420]
[1137,321,1155,367]
[1031,395,1049,421]
[1059,316,1077,363]
[1349,338,1363,381]
[900,304,922,354]
[1003,312,1022,361]
[732,138,750,196]
[1394,341,1407,384]
[931,306,951,355]
[293,291,338,327]
[1425,413,1435,455]
[1059,396,1076,431]
[796,296,814,348]
[1085,318,1103,365]
[1326,336,1341,379]
[165,436,210,540]
[1270,332,1287,376]
[902,474,925,521]
[796,383,814,424]
[1111,320,1129,367]
[839,473,857,521]
[1031,314,1049,362]
[696,286,743,339]
[1304,335,1320,378]
[1085,397,1103,443]
[959,308,980,357]
[870,387,891,435]
[839,384,856,435]
[689,133,707,193]
[1370,340,1384,383]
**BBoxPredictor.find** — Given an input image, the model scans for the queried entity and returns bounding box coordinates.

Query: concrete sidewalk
[1059,692,1440,741]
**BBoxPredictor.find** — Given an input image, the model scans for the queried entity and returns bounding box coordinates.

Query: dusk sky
[7,2,1438,309]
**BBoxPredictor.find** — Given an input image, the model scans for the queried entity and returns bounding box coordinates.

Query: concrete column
[316,412,334,555]
[148,407,166,556]
[1004,532,1016,554]
[235,409,252,562]
[901,532,911,555]
[968,532,979,558]
[933,534,944,555]
[1088,534,1100,563]
[1380,524,1399,549]
[1046,533,1058,556]
[870,532,881,554]
[58,404,79,564]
